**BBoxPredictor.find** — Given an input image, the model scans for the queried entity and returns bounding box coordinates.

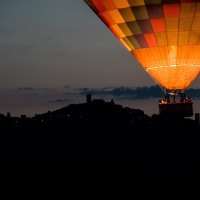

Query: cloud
[187,88,200,98]
[16,87,58,93]
[17,87,35,91]
[14,86,200,101]
[78,86,200,100]
[49,98,71,103]
[78,85,164,100]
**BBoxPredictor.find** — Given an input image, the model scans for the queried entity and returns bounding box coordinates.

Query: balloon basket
[159,102,193,117]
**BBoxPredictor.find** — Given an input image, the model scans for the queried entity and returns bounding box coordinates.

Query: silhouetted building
[21,114,26,119]
[6,112,11,118]
[87,94,92,104]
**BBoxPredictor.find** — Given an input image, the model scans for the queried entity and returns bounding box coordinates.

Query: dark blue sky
[0,0,160,89]
[0,0,200,116]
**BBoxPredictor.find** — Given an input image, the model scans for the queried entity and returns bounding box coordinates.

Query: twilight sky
[1,0,200,117]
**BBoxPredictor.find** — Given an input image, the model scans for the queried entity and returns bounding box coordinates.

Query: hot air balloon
[84,0,200,117]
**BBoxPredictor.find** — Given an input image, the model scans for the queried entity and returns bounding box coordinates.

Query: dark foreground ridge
[1,95,200,176]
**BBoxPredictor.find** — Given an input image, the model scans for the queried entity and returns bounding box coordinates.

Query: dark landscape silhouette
[1,94,200,176]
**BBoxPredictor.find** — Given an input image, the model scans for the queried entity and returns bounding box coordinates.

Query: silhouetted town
[1,94,200,176]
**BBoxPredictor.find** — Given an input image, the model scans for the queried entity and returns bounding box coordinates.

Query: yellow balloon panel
[84,0,200,90]
[131,45,200,89]
[146,65,199,90]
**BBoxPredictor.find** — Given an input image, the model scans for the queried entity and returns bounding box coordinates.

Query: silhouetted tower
[87,94,92,104]
[6,112,11,118]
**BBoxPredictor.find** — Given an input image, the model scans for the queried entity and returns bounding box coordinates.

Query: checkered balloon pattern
[85,0,200,90]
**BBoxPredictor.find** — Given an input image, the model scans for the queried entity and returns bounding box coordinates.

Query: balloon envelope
[84,0,200,90]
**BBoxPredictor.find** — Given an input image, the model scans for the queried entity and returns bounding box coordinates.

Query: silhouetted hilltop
[0,96,151,131]
[1,95,200,176]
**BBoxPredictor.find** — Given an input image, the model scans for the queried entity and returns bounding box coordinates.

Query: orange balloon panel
[84,0,200,90]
